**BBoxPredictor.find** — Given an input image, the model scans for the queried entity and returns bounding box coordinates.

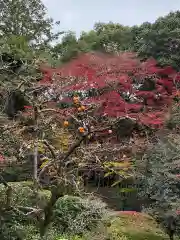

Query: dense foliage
[52,11,180,72]
[0,0,62,46]
[132,11,180,70]
[136,134,180,239]
[53,196,107,235]
[1,0,180,239]
[39,52,179,130]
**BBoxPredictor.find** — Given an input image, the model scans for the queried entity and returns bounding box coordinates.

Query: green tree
[79,22,133,53]
[138,135,180,239]
[93,22,133,52]
[78,30,101,51]
[0,0,62,46]
[52,31,79,62]
[133,11,180,70]
[52,22,133,62]
[52,30,101,63]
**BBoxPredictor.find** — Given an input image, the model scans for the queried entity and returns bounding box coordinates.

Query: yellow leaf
[38,146,44,153]
[104,172,113,178]
[38,142,45,153]
[117,170,127,176]
[123,168,129,171]
[40,160,49,169]
[111,180,122,187]
[54,133,71,151]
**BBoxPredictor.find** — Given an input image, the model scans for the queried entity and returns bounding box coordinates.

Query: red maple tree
[39,52,180,129]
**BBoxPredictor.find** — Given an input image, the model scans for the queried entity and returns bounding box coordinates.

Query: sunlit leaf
[104,172,113,178]
[111,180,122,187]
[38,145,45,153]
[40,160,49,169]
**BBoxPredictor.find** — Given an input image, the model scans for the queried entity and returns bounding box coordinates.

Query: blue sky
[42,0,180,37]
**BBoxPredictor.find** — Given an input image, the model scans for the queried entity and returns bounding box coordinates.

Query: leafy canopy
[0,0,62,46]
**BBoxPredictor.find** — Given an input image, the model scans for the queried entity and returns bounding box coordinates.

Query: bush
[0,182,51,240]
[0,181,50,208]
[53,195,108,235]
[137,135,180,238]
[22,225,62,240]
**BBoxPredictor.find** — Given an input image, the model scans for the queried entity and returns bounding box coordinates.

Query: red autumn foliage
[24,105,33,109]
[39,52,180,128]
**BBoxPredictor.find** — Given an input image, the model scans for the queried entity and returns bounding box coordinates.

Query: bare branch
[38,134,88,182]
[42,140,56,159]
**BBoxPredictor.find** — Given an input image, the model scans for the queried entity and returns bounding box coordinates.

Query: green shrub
[137,136,180,237]
[53,195,108,235]
[0,181,50,208]
[0,182,51,240]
